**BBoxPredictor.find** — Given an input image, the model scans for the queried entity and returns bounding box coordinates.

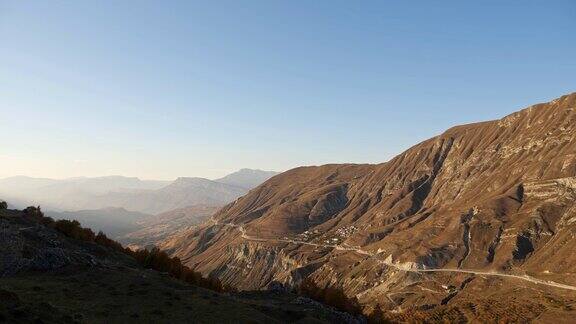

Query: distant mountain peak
[237,168,271,173]
[170,177,220,187]
[173,176,210,183]
[215,169,279,190]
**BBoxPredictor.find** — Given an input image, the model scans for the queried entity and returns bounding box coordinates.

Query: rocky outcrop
[0,211,104,277]
[523,177,576,202]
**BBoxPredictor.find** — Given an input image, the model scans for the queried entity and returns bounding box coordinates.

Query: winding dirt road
[211,219,576,292]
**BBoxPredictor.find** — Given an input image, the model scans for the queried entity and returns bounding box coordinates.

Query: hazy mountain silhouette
[0,170,278,246]
[89,177,246,215]
[0,169,276,214]
[0,176,169,210]
[215,169,279,190]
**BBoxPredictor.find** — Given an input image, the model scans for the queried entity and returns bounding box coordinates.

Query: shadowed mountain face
[164,93,576,321]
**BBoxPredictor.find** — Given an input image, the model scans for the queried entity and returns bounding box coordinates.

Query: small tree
[53,219,95,242]
[95,231,123,250]
[23,206,44,219]
[0,201,7,209]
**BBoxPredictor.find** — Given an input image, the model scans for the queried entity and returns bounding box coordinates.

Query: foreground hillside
[164,93,576,322]
[0,206,363,323]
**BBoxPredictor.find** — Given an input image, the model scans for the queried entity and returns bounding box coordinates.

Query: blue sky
[1,1,575,180]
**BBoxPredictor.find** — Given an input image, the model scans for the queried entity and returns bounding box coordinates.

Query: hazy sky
[1,1,575,180]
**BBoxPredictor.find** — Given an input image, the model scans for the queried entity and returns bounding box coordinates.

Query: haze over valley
[0,169,278,248]
[1,1,575,323]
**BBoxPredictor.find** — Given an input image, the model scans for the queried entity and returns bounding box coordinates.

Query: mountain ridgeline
[0,169,279,214]
[215,169,281,190]
[163,93,576,322]
[0,169,277,246]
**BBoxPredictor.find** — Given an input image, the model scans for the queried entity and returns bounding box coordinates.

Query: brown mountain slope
[164,93,576,321]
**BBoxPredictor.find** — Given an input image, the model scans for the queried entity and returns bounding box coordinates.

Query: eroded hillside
[164,93,576,321]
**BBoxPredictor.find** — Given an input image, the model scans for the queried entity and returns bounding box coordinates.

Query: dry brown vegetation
[297,278,395,322]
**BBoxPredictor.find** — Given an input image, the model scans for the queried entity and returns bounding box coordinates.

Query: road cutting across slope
[210,219,576,292]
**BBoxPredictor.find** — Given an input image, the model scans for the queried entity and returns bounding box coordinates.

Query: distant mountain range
[0,169,278,214]
[0,169,278,244]
[83,177,247,215]
[0,175,170,211]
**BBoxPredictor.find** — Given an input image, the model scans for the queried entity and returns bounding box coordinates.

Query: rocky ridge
[163,93,576,321]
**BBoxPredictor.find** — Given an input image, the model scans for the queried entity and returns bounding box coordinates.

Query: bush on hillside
[53,219,96,242]
[22,206,56,226]
[130,247,231,292]
[0,201,7,209]
[23,206,44,219]
[95,231,124,251]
